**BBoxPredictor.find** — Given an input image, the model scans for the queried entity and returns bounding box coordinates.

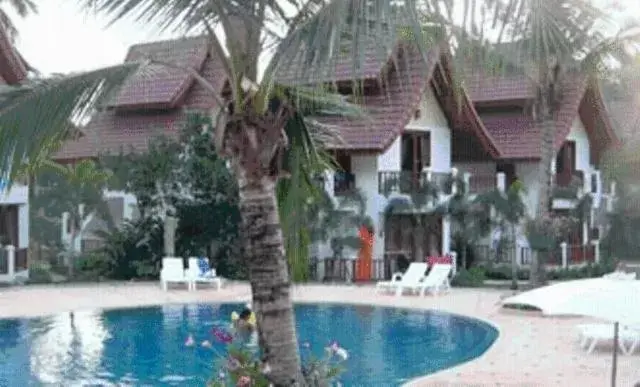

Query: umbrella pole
[612,322,618,387]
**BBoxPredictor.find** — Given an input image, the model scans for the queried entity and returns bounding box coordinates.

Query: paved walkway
[0,282,638,386]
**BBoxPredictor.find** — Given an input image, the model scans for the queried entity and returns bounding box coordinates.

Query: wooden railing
[378,170,452,195]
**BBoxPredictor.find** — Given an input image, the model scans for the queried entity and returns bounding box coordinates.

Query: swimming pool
[0,303,498,386]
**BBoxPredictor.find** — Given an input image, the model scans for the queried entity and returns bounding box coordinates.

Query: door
[556,141,576,186]
[401,132,431,190]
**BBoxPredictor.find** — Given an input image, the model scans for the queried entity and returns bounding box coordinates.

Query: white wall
[404,87,452,172]
[18,204,28,249]
[314,87,454,265]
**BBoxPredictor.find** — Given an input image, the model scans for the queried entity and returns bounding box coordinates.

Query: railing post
[6,245,14,279]
[592,240,600,264]
[496,172,506,192]
[560,242,568,268]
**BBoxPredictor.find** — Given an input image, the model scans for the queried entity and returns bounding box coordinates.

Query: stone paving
[0,282,637,386]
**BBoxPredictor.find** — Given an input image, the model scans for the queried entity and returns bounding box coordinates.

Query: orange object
[356,226,374,281]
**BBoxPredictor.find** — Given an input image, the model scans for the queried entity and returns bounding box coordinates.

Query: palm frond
[0,63,141,182]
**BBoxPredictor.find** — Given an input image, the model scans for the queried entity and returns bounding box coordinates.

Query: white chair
[603,271,637,280]
[577,323,639,354]
[160,257,191,291]
[375,263,428,296]
[418,263,453,296]
[187,257,222,291]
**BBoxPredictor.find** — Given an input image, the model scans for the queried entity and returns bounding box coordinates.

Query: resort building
[0,27,31,283]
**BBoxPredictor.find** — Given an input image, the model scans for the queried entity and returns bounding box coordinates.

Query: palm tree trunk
[237,171,302,385]
[509,224,518,290]
[530,98,556,287]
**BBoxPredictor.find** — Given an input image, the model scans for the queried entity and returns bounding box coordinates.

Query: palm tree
[38,159,113,277]
[476,181,527,290]
[0,2,445,383]
[0,0,37,42]
[436,178,493,270]
[451,0,638,287]
[380,174,442,263]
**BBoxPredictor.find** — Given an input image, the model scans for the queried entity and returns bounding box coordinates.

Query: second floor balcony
[378,170,453,196]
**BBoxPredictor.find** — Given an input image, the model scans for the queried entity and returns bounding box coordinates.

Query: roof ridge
[127,35,207,51]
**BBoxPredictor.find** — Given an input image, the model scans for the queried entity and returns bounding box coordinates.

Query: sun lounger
[576,323,639,354]
[603,271,637,280]
[160,257,190,291]
[375,263,428,296]
[418,263,453,296]
[187,257,222,291]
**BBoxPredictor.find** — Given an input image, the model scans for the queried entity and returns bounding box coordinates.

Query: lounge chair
[160,257,191,291]
[577,323,639,354]
[603,271,637,280]
[375,263,428,296]
[187,257,222,291]
[418,263,453,296]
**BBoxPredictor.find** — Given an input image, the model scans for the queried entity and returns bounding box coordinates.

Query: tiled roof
[54,36,227,161]
[466,73,536,101]
[0,26,27,84]
[476,75,619,159]
[279,43,500,156]
[275,36,393,85]
[607,100,640,140]
[108,36,210,110]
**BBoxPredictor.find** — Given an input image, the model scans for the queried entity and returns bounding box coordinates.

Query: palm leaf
[0,64,141,182]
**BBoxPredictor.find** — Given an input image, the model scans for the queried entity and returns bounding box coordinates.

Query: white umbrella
[502,278,640,387]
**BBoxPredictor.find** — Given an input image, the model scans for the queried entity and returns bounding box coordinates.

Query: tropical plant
[380,173,442,262]
[33,159,113,277]
[0,0,37,42]
[436,176,492,270]
[476,180,527,290]
[452,0,639,287]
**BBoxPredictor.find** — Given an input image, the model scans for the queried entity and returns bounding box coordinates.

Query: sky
[7,0,640,77]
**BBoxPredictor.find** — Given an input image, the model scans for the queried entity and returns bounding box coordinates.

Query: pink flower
[212,327,233,344]
[237,375,251,386]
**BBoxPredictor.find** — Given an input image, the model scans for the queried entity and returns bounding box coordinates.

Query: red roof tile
[283,44,500,157]
[476,75,619,159]
[108,36,210,110]
[0,26,27,84]
[466,73,535,101]
[54,37,227,161]
[276,36,393,85]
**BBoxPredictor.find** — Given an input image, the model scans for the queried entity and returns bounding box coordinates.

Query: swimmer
[185,334,195,347]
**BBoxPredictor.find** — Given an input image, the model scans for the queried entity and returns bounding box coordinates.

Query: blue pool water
[0,303,497,386]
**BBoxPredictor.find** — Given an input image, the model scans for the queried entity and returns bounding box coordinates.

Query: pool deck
[1,281,637,386]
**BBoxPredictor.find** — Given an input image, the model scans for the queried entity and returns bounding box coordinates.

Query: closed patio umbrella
[502,277,640,387]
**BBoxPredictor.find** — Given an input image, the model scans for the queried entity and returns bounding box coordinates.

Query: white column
[592,240,600,263]
[560,242,568,268]
[582,221,589,246]
[442,216,451,256]
[496,172,506,192]
[17,204,29,249]
[6,245,15,278]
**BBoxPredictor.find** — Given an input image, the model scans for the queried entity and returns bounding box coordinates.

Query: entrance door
[556,141,576,186]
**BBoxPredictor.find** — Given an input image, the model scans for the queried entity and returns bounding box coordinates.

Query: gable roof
[469,73,618,160]
[276,42,500,157]
[54,36,227,161]
[0,26,28,84]
[109,36,210,110]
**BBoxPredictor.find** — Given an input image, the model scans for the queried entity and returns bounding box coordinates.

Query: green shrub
[451,267,486,287]
[481,259,618,282]
[74,252,114,281]
[27,263,54,284]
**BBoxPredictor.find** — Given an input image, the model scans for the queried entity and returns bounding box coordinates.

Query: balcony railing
[378,170,452,195]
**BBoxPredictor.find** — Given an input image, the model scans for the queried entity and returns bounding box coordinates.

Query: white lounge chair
[418,263,453,296]
[375,263,428,296]
[576,323,639,354]
[160,257,191,291]
[603,271,637,280]
[187,257,222,291]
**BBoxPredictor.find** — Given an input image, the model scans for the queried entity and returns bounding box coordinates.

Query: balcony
[378,170,452,196]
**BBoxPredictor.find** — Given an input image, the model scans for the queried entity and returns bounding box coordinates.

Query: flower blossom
[237,375,251,386]
[212,327,233,344]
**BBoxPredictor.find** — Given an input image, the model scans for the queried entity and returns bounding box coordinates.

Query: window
[400,132,431,173]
